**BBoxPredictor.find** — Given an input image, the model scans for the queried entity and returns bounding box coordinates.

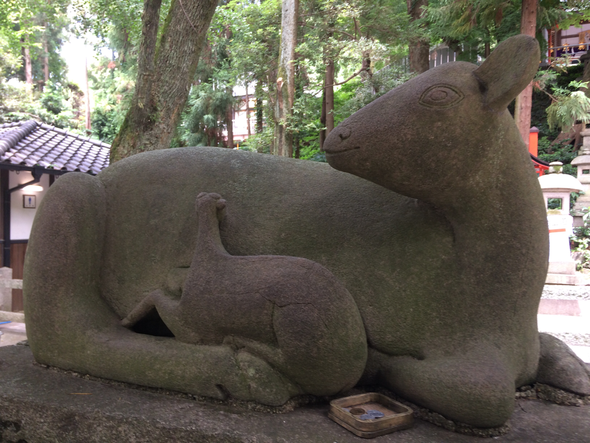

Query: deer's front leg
[122,289,203,344]
[121,290,163,328]
[121,289,182,333]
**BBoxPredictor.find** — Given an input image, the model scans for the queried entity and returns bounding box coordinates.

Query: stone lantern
[538,162,584,285]
[571,126,590,225]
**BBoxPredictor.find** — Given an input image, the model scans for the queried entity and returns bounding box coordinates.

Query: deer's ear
[473,35,540,112]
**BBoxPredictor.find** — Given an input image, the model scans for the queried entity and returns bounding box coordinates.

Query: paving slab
[1,345,589,443]
[0,321,26,347]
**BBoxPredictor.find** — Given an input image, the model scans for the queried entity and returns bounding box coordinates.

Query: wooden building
[0,120,110,311]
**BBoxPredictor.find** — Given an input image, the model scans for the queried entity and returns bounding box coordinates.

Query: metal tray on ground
[328,392,413,438]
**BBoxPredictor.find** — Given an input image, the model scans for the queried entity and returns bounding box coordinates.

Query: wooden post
[529,127,539,156]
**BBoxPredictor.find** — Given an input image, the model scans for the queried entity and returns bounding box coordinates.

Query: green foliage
[64,0,590,159]
[219,0,281,83]
[92,106,120,142]
[239,127,274,154]
[0,0,76,133]
[547,197,563,210]
[335,65,414,122]
[0,33,23,75]
[70,0,168,66]
[424,0,567,62]
[181,81,235,147]
[191,0,414,158]
[1,0,70,83]
[177,7,240,148]
[0,0,44,65]
[531,64,584,138]
[68,0,416,156]
[571,210,590,270]
[40,81,67,114]
[537,136,578,176]
[556,0,590,28]
[546,81,590,132]
[0,78,86,130]
[291,92,324,160]
[532,64,590,166]
[88,57,135,142]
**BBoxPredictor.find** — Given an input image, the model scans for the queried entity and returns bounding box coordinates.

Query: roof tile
[0,120,110,174]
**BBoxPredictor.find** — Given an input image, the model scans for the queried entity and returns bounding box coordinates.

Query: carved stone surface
[24,35,589,430]
[537,333,590,394]
[120,192,367,404]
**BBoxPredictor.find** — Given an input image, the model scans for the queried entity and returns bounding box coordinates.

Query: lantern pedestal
[538,163,584,285]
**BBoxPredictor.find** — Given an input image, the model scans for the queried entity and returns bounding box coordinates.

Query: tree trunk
[110,0,218,162]
[319,28,334,151]
[325,58,335,136]
[255,81,263,134]
[407,0,430,74]
[43,34,49,84]
[225,96,233,148]
[120,28,130,64]
[23,44,33,85]
[514,0,538,146]
[319,59,335,150]
[245,83,252,138]
[320,77,326,150]
[37,33,49,92]
[274,0,298,157]
[361,51,372,81]
[85,58,91,131]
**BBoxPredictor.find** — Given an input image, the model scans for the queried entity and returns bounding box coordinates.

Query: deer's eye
[419,85,464,108]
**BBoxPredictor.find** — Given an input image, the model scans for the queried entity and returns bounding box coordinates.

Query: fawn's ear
[473,35,540,112]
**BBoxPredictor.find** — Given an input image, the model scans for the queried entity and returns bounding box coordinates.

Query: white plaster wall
[9,171,50,240]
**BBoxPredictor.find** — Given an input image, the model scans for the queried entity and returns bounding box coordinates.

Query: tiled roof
[0,120,110,175]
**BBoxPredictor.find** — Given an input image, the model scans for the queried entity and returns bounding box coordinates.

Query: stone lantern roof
[570,153,590,169]
[538,162,584,193]
[538,162,583,219]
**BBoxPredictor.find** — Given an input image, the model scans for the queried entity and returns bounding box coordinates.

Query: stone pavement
[539,284,590,363]
[0,319,26,347]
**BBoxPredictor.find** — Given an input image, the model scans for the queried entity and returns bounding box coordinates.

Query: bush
[0,79,85,131]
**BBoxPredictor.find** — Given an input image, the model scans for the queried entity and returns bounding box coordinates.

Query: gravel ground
[542,284,590,300]
[541,284,590,349]
[543,332,590,347]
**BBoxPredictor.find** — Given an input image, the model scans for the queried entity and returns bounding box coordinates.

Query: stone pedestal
[0,267,12,312]
[546,214,581,285]
[539,165,585,285]
[571,128,590,224]
[1,345,590,443]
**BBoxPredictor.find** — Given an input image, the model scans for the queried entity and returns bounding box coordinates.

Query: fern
[546,81,590,131]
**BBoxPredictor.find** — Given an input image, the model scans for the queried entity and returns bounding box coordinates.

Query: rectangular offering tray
[328,392,413,438]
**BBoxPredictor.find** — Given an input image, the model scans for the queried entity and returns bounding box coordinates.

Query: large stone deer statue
[24,35,590,430]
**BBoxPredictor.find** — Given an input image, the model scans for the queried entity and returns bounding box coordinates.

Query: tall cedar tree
[110,0,218,162]
[407,0,429,73]
[514,0,538,146]
[274,0,298,157]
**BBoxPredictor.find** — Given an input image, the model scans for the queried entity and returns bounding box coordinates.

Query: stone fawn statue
[25,35,590,429]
